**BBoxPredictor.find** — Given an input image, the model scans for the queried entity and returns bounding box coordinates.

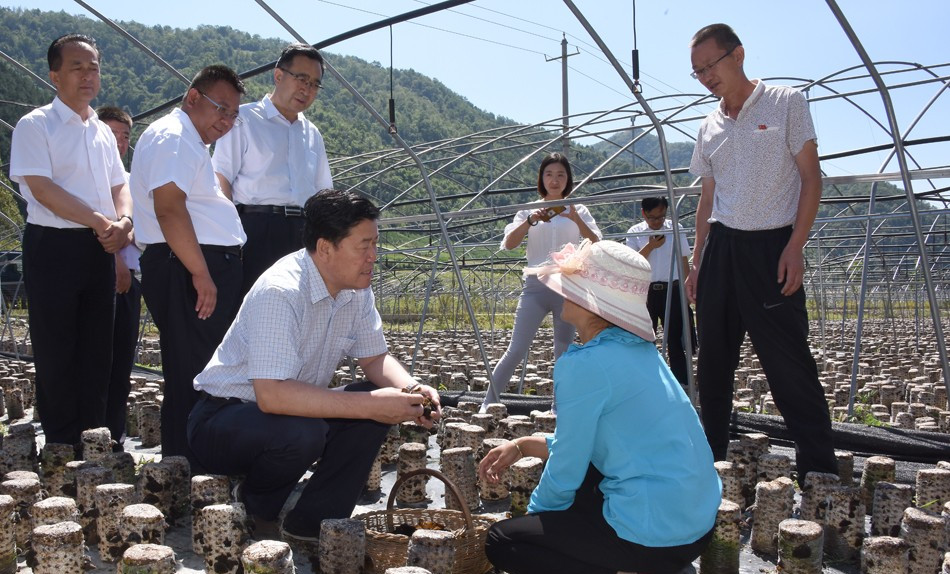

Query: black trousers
[140,243,242,462]
[646,281,696,387]
[238,211,306,296]
[106,274,141,447]
[485,465,713,574]
[695,222,837,480]
[23,224,115,445]
[187,381,390,536]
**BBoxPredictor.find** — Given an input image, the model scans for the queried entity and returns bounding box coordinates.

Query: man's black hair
[690,23,742,52]
[188,65,246,100]
[96,106,132,128]
[47,34,98,71]
[641,196,669,212]
[303,189,380,251]
[276,43,325,74]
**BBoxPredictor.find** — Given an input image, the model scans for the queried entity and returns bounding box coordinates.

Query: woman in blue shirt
[479,239,721,574]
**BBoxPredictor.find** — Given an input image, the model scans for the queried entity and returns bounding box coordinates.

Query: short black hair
[187,65,246,101]
[48,34,98,71]
[96,106,132,128]
[690,23,742,52]
[276,43,325,75]
[641,197,669,212]
[537,153,574,198]
[303,189,380,251]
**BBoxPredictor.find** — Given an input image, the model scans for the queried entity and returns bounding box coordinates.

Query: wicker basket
[354,467,497,574]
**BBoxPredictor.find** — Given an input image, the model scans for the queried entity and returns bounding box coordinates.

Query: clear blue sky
[4,0,948,179]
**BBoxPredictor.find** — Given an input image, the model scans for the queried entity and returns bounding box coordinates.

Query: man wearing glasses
[130,65,247,461]
[213,43,332,296]
[685,24,836,484]
[625,196,696,389]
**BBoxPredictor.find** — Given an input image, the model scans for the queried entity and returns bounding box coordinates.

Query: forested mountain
[0,7,514,162]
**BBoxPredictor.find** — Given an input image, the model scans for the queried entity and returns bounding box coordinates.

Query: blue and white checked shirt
[194,249,388,401]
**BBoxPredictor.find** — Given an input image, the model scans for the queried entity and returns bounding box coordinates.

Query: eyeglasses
[690,45,738,80]
[278,67,323,91]
[198,91,242,124]
[644,213,667,222]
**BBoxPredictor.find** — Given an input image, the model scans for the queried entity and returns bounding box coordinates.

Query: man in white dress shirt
[131,64,247,461]
[9,34,132,449]
[213,43,332,295]
[626,196,696,388]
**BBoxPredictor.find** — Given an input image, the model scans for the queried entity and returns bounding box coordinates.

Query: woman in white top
[481,153,601,411]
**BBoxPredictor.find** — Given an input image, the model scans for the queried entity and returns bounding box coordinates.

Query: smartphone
[653,234,664,241]
[539,205,566,222]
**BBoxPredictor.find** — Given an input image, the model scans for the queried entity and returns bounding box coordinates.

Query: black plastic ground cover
[441,391,950,465]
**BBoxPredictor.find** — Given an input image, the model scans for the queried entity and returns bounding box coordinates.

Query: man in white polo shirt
[131,65,247,461]
[626,196,696,388]
[9,33,132,449]
[685,23,836,482]
[213,43,332,296]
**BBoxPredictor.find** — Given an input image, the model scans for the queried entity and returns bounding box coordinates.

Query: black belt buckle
[283,205,303,217]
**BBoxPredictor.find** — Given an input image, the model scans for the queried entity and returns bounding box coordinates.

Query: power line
[317,0,548,57]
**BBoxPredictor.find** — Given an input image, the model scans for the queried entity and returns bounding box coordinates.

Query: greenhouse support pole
[256,0,495,385]
[563,0,696,400]
[827,0,950,406]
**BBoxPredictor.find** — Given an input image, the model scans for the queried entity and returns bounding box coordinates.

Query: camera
[538,205,566,222]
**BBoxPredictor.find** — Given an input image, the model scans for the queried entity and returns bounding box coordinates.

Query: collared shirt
[689,80,817,230]
[212,94,332,208]
[503,202,601,267]
[625,219,691,282]
[194,249,388,401]
[130,108,246,246]
[10,97,125,228]
[529,326,721,547]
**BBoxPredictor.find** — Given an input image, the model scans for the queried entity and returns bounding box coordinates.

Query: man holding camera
[626,196,696,388]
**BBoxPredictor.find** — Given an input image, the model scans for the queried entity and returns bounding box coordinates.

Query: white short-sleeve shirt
[194,249,388,401]
[689,81,817,231]
[625,219,691,282]
[10,97,125,228]
[503,202,602,267]
[130,108,246,246]
[212,95,332,208]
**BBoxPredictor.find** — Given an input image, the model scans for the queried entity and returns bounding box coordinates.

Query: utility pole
[546,34,579,158]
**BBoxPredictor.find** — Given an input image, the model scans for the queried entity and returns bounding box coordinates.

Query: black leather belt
[198,390,241,404]
[200,244,242,257]
[650,281,679,291]
[237,204,304,217]
[146,243,241,259]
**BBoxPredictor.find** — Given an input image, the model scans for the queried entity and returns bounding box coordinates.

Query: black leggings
[485,466,713,574]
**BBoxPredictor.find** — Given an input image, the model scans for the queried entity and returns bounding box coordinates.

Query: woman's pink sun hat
[526,239,655,342]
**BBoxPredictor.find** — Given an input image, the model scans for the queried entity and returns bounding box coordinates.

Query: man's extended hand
[411,384,442,428]
[685,266,700,304]
[777,243,805,296]
[368,387,431,425]
[116,256,132,294]
[192,271,217,319]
